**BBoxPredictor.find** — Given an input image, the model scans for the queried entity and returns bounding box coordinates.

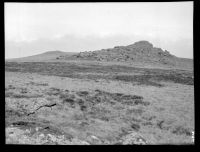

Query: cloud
[5,2,193,41]
[5,2,193,59]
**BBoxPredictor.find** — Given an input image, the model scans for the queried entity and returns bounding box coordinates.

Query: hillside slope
[6,51,77,62]
[5,41,193,70]
[59,41,193,68]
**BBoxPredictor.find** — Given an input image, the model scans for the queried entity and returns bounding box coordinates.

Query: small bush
[126,108,144,115]
[155,74,194,85]
[172,126,192,136]
[131,95,143,100]
[20,88,28,94]
[46,96,56,102]
[46,87,61,96]
[59,93,75,100]
[131,123,140,131]
[12,121,29,126]
[121,95,133,100]
[114,75,163,87]
[12,94,26,98]
[122,100,135,105]
[100,116,109,121]
[115,93,124,97]
[29,82,49,86]
[5,109,23,118]
[134,99,150,106]
[12,93,43,98]
[142,122,153,126]
[63,98,75,105]
[8,85,16,89]
[80,105,87,111]
[5,91,14,98]
[77,99,84,105]
[76,91,89,96]
[95,89,101,93]
[115,75,135,82]
[132,117,142,123]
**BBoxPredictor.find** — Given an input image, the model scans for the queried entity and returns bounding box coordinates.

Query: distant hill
[5,51,77,62]
[5,41,193,70]
[58,40,193,68]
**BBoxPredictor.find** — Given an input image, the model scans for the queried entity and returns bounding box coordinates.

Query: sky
[5,2,193,59]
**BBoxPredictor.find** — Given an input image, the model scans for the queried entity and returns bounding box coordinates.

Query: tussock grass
[76,91,89,96]
[5,62,194,144]
[5,91,14,98]
[46,87,62,96]
[29,81,49,86]
[5,62,193,86]
[12,93,43,98]
[126,108,144,115]
[172,126,192,136]
[130,123,140,131]
[8,85,16,89]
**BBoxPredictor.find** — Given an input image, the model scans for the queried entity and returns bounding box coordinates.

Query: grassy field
[5,61,194,145]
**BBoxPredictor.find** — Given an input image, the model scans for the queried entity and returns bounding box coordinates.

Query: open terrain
[6,51,76,62]
[5,41,194,145]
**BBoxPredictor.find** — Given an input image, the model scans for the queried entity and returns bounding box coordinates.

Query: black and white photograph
[5,2,194,145]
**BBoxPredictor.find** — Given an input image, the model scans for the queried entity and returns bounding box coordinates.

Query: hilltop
[58,41,192,68]
[6,41,193,70]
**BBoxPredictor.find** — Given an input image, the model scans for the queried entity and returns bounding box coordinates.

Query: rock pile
[60,41,177,65]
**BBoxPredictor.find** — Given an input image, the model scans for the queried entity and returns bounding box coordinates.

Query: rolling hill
[59,41,193,69]
[5,41,193,70]
[5,51,77,62]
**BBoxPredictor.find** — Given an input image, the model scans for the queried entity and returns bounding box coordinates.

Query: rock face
[60,40,179,66]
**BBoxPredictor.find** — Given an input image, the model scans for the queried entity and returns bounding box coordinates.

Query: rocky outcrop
[60,41,179,66]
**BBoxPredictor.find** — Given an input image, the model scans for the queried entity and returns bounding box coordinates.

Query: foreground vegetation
[5,62,194,144]
[5,62,193,86]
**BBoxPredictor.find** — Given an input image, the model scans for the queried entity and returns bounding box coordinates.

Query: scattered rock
[119,131,147,145]
[6,126,90,145]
